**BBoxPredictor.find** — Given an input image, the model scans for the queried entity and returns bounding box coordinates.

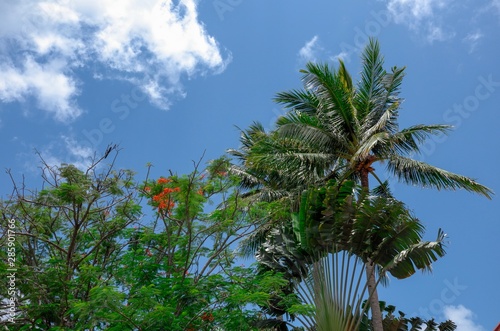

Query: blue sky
[1,0,499,329]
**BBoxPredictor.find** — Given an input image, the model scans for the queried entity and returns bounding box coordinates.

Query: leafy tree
[0,152,297,330]
[70,157,295,331]
[0,146,141,329]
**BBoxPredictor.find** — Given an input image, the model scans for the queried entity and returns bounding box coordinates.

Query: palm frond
[350,131,389,164]
[355,38,387,121]
[382,65,406,105]
[248,134,334,182]
[438,320,457,331]
[387,155,493,199]
[228,122,269,163]
[276,112,350,157]
[237,221,276,258]
[360,101,399,141]
[338,59,354,92]
[301,62,357,138]
[390,124,452,155]
[296,250,370,331]
[256,226,311,281]
[274,89,320,115]
[371,180,393,198]
[382,228,446,279]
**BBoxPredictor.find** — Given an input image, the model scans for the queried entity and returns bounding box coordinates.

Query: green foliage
[289,180,447,281]
[2,38,487,331]
[0,153,295,330]
[254,179,447,330]
[0,148,141,329]
[229,38,491,331]
[359,302,457,331]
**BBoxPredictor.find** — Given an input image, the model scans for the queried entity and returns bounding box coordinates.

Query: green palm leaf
[390,124,452,155]
[301,62,357,137]
[355,38,387,121]
[387,155,493,198]
[274,89,320,115]
[382,229,446,279]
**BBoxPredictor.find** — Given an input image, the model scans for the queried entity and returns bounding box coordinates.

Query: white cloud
[426,24,445,43]
[426,23,455,44]
[463,30,483,53]
[0,57,81,122]
[35,136,98,171]
[298,36,321,62]
[493,0,500,11]
[471,1,500,28]
[331,51,351,63]
[63,136,95,161]
[386,0,453,43]
[387,0,438,23]
[0,0,228,122]
[298,36,354,65]
[488,0,500,19]
[443,305,486,331]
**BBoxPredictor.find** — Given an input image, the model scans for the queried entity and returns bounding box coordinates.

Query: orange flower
[157,177,170,184]
[144,186,151,192]
[152,186,179,214]
[201,312,214,322]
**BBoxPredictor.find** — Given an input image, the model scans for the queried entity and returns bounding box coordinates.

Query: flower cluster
[201,312,214,322]
[145,177,181,215]
[157,177,170,185]
[153,187,180,213]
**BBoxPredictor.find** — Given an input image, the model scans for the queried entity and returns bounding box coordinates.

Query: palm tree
[231,38,492,330]
[240,180,447,331]
[294,180,448,331]
[229,121,322,204]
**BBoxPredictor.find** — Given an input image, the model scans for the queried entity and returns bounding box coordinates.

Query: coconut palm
[229,121,322,204]
[231,38,492,330]
[264,38,491,200]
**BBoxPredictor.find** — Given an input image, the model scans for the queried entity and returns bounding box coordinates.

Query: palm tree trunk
[360,170,384,331]
[365,260,383,331]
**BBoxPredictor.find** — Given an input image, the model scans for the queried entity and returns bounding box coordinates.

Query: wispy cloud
[426,23,455,43]
[463,30,483,53]
[489,0,500,18]
[34,136,97,171]
[331,51,351,63]
[298,36,321,63]
[387,0,439,24]
[0,0,228,122]
[443,305,486,331]
[299,35,353,65]
[386,0,453,43]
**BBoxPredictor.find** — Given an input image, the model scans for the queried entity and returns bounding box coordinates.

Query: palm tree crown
[242,38,492,198]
